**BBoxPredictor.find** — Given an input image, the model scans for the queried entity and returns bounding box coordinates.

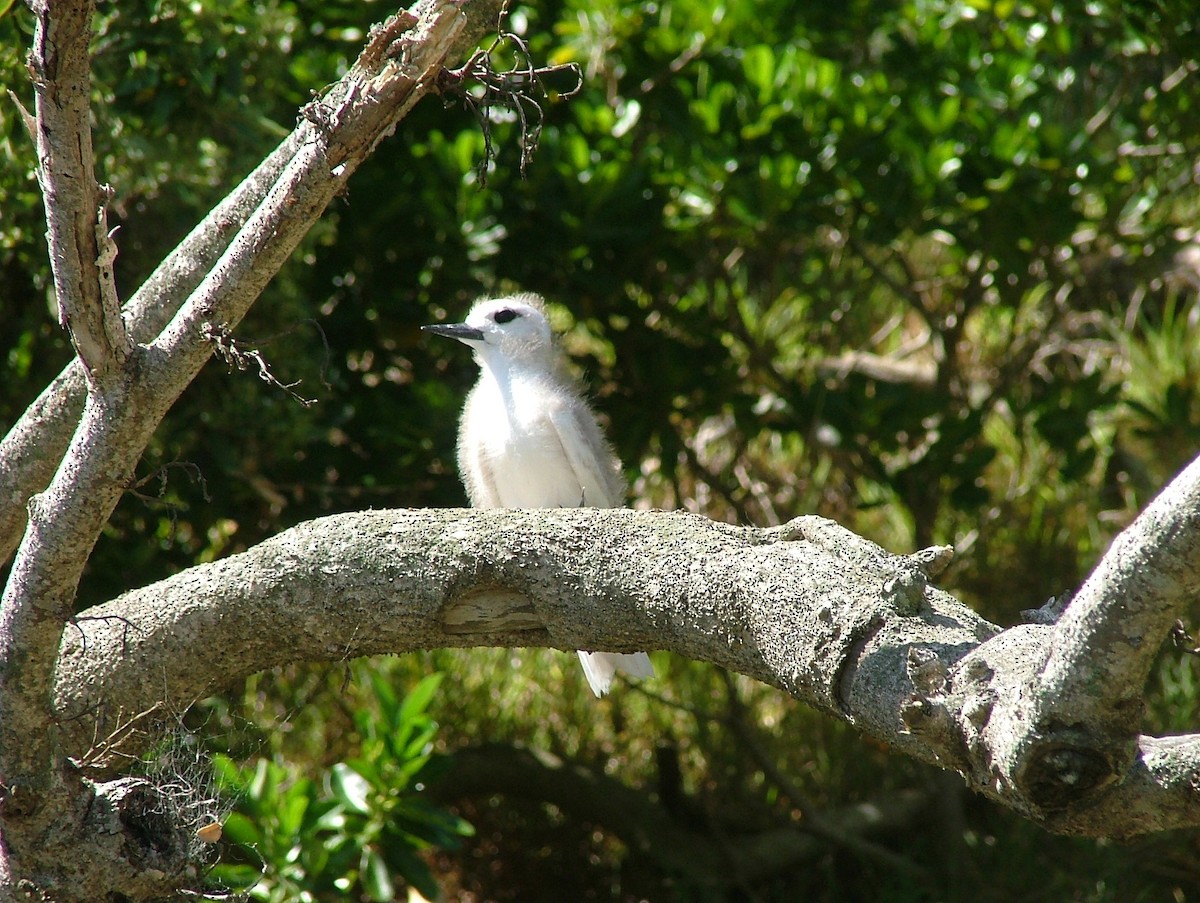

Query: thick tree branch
[53,510,984,756]
[28,0,131,380]
[956,454,1200,822]
[1037,453,1200,742]
[5,0,1197,895]
[52,506,1200,840]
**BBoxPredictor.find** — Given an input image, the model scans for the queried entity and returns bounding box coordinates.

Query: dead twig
[75,702,164,771]
[204,322,318,407]
[1170,619,1200,655]
[129,460,211,505]
[437,27,583,183]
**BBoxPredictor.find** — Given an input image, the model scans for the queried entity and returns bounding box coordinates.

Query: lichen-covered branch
[53,506,1200,841]
[1033,453,1200,764]
[938,453,1200,830]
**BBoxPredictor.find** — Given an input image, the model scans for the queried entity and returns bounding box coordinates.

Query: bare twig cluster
[204,322,317,407]
[76,704,164,772]
[438,27,583,183]
[129,460,211,504]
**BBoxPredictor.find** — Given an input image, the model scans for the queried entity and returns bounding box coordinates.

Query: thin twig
[6,88,37,141]
[204,322,318,407]
[75,702,164,770]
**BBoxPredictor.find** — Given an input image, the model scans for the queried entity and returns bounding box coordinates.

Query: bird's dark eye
[493,308,519,324]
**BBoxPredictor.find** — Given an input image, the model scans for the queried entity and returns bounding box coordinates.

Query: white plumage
[424,293,654,696]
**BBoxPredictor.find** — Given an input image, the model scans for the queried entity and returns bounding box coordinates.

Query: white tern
[423,293,655,696]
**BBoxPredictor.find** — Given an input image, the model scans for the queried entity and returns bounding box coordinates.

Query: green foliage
[3,0,1200,898]
[209,672,472,901]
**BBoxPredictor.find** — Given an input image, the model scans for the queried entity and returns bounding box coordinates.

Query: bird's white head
[423,293,555,370]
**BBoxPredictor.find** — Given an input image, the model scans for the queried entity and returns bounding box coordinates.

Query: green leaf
[210,753,246,792]
[398,673,444,725]
[247,757,276,805]
[205,862,263,892]
[934,95,961,133]
[368,669,400,719]
[330,763,372,816]
[218,811,261,846]
[385,843,442,902]
[743,44,775,98]
[276,779,313,837]
[361,847,395,903]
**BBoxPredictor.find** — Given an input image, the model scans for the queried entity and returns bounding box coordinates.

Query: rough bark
[52,504,1200,844]
[4,0,1200,898]
[28,0,131,382]
[1019,453,1200,797]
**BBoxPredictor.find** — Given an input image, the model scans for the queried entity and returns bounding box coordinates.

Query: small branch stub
[95,184,126,350]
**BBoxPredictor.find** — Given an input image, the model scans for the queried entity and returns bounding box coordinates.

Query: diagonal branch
[0,0,506,568]
[0,0,504,570]
[141,0,502,421]
[28,0,131,380]
[1040,452,1200,721]
[913,453,1200,833]
[0,131,304,568]
[1015,451,1200,803]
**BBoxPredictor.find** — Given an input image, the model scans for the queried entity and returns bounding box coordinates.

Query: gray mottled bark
[54,504,1200,843]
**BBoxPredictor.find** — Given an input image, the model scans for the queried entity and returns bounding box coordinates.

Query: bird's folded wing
[548,406,621,508]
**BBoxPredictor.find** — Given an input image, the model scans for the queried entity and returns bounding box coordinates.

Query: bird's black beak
[421,322,485,342]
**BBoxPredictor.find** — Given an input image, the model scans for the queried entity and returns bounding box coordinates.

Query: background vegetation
[2,0,1199,899]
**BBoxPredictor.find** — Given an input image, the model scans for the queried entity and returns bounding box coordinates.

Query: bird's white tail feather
[577,651,655,697]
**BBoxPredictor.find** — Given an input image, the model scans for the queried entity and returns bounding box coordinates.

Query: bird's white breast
[465,369,603,508]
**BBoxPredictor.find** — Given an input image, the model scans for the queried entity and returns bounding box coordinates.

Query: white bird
[423,293,655,696]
